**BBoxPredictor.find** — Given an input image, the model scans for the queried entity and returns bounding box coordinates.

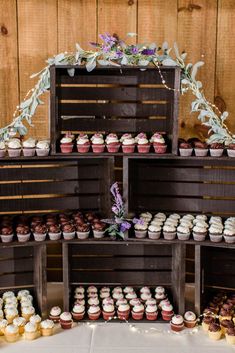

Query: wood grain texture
[0,0,19,129]
[58,0,97,52]
[216,0,235,134]
[177,0,217,141]
[17,0,58,139]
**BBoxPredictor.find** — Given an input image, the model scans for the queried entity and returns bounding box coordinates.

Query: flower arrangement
[0,32,234,144]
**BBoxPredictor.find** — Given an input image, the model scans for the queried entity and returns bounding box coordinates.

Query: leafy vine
[1,33,234,144]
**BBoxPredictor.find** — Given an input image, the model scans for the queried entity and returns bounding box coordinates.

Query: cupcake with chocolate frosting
[92,221,106,239]
[179,141,193,157]
[62,223,75,240]
[16,225,30,242]
[194,140,208,157]
[48,224,61,241]
[0,225,14,243]
[33,224,47,242]
[208,322,222,340]
[76,223,90,240]
[209,143,224,157]
[225,327,235,345]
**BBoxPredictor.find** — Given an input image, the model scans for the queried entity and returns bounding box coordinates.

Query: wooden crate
[50,65,181,154]
[0,242,47,317]
[195,243,235,315]
[62,240,185,315]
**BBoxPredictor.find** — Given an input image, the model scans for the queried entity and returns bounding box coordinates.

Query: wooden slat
[0,272,33,287]
[0,0,19,130]
[0,258,33,273]
[17,0,57,139]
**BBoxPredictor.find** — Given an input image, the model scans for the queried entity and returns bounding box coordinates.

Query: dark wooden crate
[50,65,180,154]
[0,242,47,317]
[62,240,185,314]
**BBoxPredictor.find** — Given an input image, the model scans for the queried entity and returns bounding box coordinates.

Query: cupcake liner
[8,149,21,157]
[134,230,147,239]
[72,311,85,321]
[63,232,76,240]
[177,232,190,241]
[153,144,167,154]
[209,149,224,157]
[17,233,31,242]
[131,311,144,320]
[77,144,90,153]
[148,231,161,240]
[223,235,235,244]
[0,149,6,158]
[88,311,101,320]
[24,331,38,340]
[162,311,174,321]
[184,319,197,328]
[91,144,105,153]
[170,322,184,332]
[4,333,19,343]
[60,144,73,153]
[146,311,158,321]
[209,234,223,243]
[41,327,53,336]
[227,149,235,157]
[102,310,115,321]
[93,230,105,239]
[48,232,61,241]
[179,148,193,157]
[106,144,120,153]
[163,232,176,240]
[193,232,206,242]
[117,310,130,320]
[36,149,49,156]
[208,330,222,341]
[225,334,235,345]
[23,148,36,157]
[60,319,73,329]
[194,148,208,157]
[0,234,14,243]
[33,233,47,242]
[76,231,89,240]
[122,145,135,153]
[137,144,151,154]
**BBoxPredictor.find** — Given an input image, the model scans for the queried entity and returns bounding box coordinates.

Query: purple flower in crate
[141,48,156,55]
[120,221,131,233]
[133,218,144,225]
[99,33,117,47]
[102,45,111,53]
[131,46,139,55]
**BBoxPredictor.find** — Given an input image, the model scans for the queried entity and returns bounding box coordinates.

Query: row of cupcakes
[134,212,235,244]
[201,291,235,344]
[60,132,167,154]
[179,139,235,157]
[0,212,107,243]
[70,285,174,321]
[0,290,54,342]
[0,138,50,158]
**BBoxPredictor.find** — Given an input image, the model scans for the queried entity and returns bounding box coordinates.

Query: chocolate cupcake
[208,322,222,340]
[225,327,235,345]
[62,223,75,240]
[48,224,61,241]
[202,315,215,331]
[92,221,106,239]
[194,141,208,157]
[76,223,90,240]
[209,143,224,157]
[33,224,47,241]
[227,143,235,157]
[179,141,193,157]
[16,225,30,242]
[0,226,14,243]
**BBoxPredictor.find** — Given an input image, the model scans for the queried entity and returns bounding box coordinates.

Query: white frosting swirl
[13,317,26,327]
[36,140,50,149]
[177,225,190,234]
[193,225,207,233]
[118,303,130,312]
[162,303,173,312]
[184,311,196,321]
[134,223,148,231]
[122,137,135,145]
[88,305,100,314]
[76,134,89,145]
[148,224,161,232]
[103,303,114,312]
[0,319,8,329]
[60,312,72,321]
[40,319,54,329]
[171,314,183,325]
[50,306,61,316]
[60,137,72,144]
[72,304,85,314]
[154,212,166,221]
[150,133,165,144]
[8,139,21,149]
[30,314,41,324]
[209,225,223,234]
[146,304,157,313]
[91,134,104,145]
[106,134,119,144]
[23,138,36,148]
[132,303,144,312]
[163,225,176,232]
[22,306,35,315]
[5,324,19,334]
[25,322,37,332]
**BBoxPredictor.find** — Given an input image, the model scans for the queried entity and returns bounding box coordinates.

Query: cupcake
[179,141,193,157]
[121,134,135,153]
[117,303,130,320]
[223,228,235,244]
[208,322,222,340]
[140,212,152,223]
[5,307,18,323]
[161,303,174,321]
[60,312,73,329]
[60,135,73,153]
[192,225,207,241]
[140,291,152,302]
[0,141,6,158]
[148,224,161,239]
[62,223,76,240]
[0,225,14,243]
[33,224,47,241]
[158,299,170,310]
[88,296,99,306]
[183,311,197,328]
[154,212,167,221]
[16,225,31,242]
[225,327,235,345]
[76,223,90,240]
[227,143,235,157]
[4,324,19,343]
[87,286,98,294]
[22,138,36,157]
[88,305,101,320]
[75,286,85,295]
[155,286,165,295]
[131,302,144,320]
[72,303,85,321]
[151,133,167,154]
[194,141,208,157]
[146,304,158,321]
[100,287,110,299]
[7,139,21,157]
[170,314,184,332]
[40,319,54,336]
[220,319,234,335]
[117,298,128,307]
[177,225,190,241]
[48,224,61,241]
[123,286,134,294]
[113,291,124,301]
[202,315,215,331]
[219,308,232,322]
[91,133,105,153]
[163,224,176,240]
[102,302,115,320]
[36,140,50,156]
[209,224,223,243]
[105,133,120,153]
[29,314,41,330]
[0,319,8,335]
[136,133,150,154]
[76,133,90,153]
[134,222,148,239]
[24,322,38,340]
[140,286,150,294]
[21,306,35,322]
[209,143,224,157]
[92,221,106,239]
[13,317,26,334]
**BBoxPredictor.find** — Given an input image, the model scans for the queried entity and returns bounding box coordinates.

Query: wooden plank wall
[1,0,235,141]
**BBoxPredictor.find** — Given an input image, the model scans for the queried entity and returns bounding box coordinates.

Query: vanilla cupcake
[192,225,207,241]
[0,141,6,158]
[140,212,152,223]
[163,224,176,240]
[3,291,15,300]
[4,324,19,342]
[154,212,167,221]
[22,138,36,157]
[36,140,50,156]
[209,224,223,243]
[7,139,21,157]
[0,319,8,335]
[24,322,38,340]
[40,319,54,336]
[30,314,41,330]
[5,307,18,324]
[134,222,148,239]
[13,317,26,334]
[177,225,190,241]
[21,306,35,321]
[223,228,235,244]
[17,290,30,300]
[148,224,161,239]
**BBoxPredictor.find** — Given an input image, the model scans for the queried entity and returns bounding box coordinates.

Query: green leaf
[162,58,177,66]
[191,61,204,80]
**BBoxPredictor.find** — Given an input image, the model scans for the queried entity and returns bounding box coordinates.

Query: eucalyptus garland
[1,33,234,144]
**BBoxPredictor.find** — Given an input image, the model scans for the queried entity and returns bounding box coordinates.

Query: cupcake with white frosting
[76,133,90,153]
[151,133,167,154]
[40,319,54,336]
[91,133,105,153]
[117,303,130,320]
[4,324,19,342]
[136,132,150,154]
[13,317,26,334]
[163,224,176,240]
[223,228,235,244]
[148,224,161,239]
[139,212,152,223]
[170,314,184,332]
[88,305,101,320]
[29,314,41,330]
[102,301,115,320]
[5,307,18,324]
[7,139,21,157]
[22,138,36,157]
[0,141,6,158]
[72,303,85,321]
[134,222,148,239]
[183,311,197,328]
[131,302,144,320]
[105,133,120,153]
[21,306,35,322]
[146,303,158,321]
[193,224,207,241]
[59,312,73,329]
[24,322,38,340]
[0,319,8,336]
[177,224,190,241]
[209,224,223,243]
[36,140,50,156]
[121,133,135,153]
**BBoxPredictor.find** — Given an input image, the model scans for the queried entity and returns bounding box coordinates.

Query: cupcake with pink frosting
[151,133,167,154]
[136,133,150,154]
[121,134,135,153]
[105,133,120,153]
[91,133,105,153]
[76,134,90,153]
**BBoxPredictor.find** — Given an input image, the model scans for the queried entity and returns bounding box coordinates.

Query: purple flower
[141,48,156,55]
[102,45,111,53]
[110,182,119,198]
[120,221,131,233]
[112,206,119,215]
[132,218,144,225]
[131,47,139,55]
[99,33,117,47]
